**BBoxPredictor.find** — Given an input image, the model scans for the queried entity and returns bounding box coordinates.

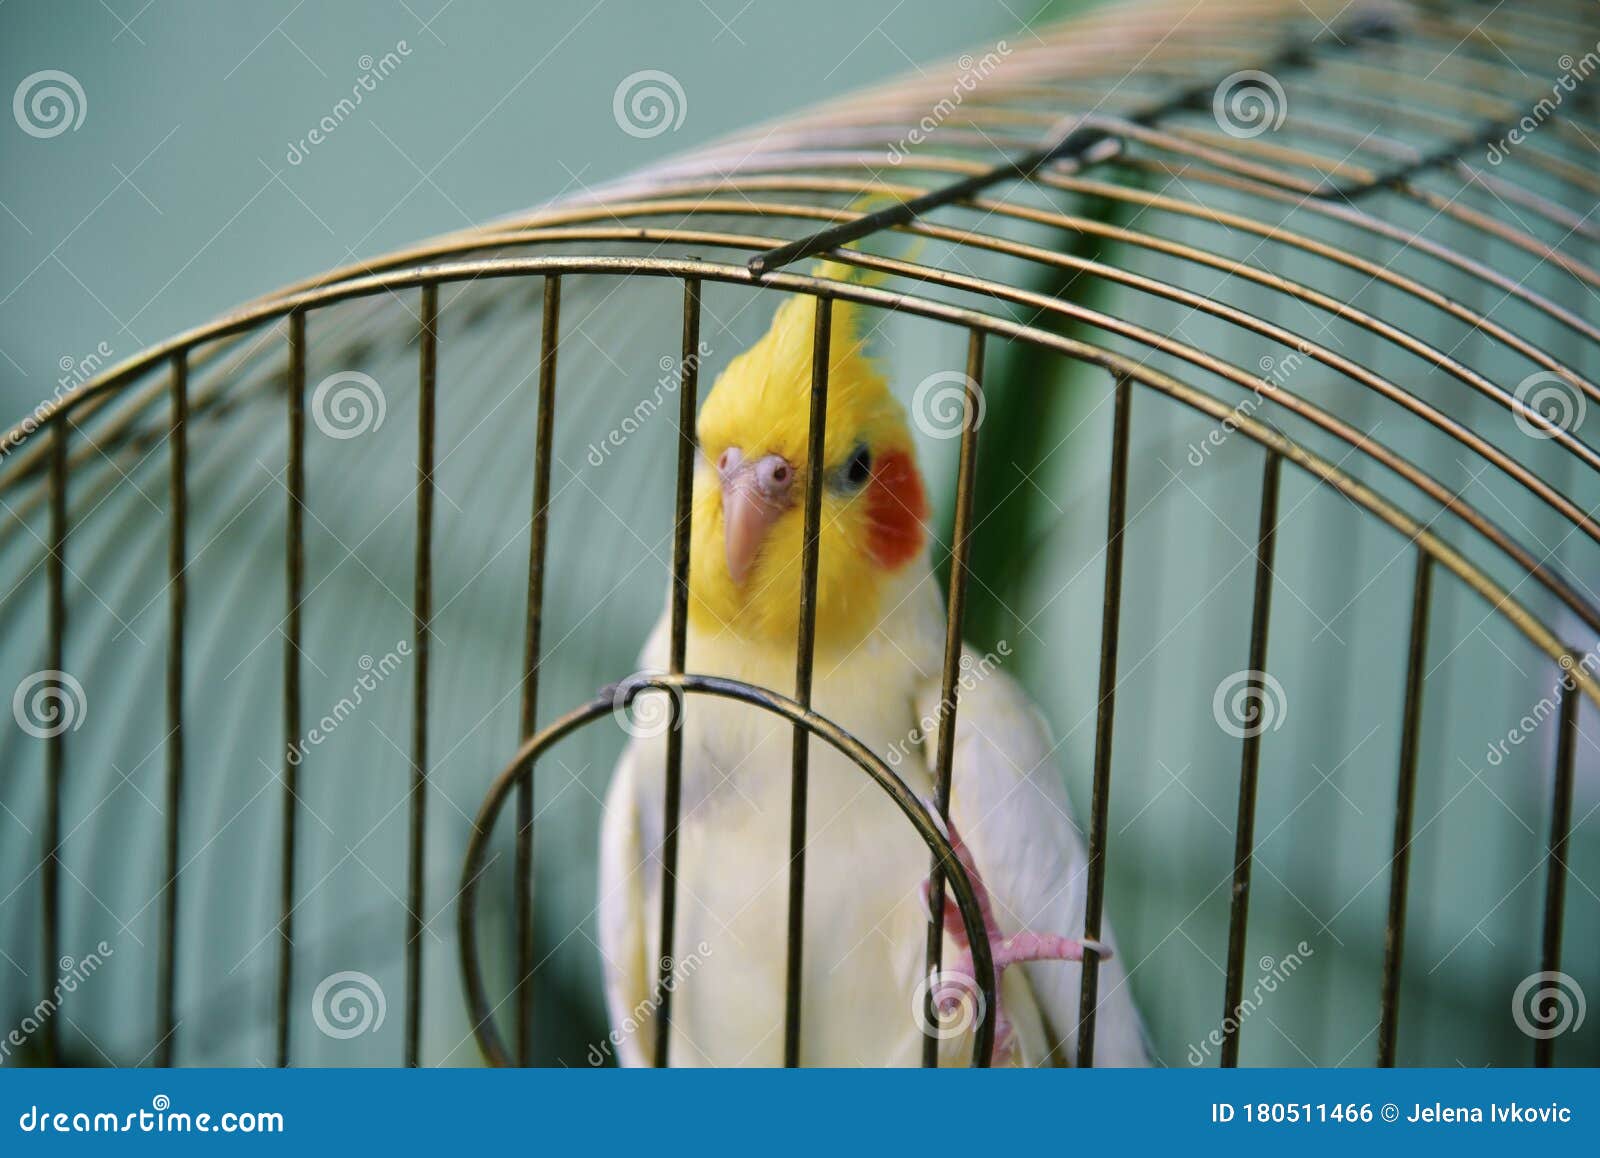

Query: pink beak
[717,448,796,586]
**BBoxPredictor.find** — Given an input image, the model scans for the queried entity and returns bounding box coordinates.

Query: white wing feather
[597,742,654,1067]
[919,653,1151,1066]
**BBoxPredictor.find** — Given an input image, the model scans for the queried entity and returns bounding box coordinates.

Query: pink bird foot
[919,811,1109,1065]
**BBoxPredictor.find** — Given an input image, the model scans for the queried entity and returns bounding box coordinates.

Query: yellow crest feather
[688,208,925,651]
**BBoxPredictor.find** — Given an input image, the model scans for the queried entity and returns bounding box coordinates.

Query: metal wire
[455,673,1000,1068]
[41,422,67,1067]
[651,277,702,1067]
[405,285,438,1068]
[515,275,562,1065]
[156,350,187,1068]
[782,296,831,1067]
[1376,554,1433,1068]
[1220,454,1282,1068]
[277,309,306,1068]
[921,330,985,1067]
[1077,373,1132,1068]
[1538,684,1582,1067]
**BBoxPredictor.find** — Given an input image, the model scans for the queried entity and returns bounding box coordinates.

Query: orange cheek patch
[865,449,928,570]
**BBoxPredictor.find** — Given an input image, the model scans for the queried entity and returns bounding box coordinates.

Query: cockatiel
[597,265,1149,1067]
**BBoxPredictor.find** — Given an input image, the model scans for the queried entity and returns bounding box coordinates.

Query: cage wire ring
[456,671,1000,1067]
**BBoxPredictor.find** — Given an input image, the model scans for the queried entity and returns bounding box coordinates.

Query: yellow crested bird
[597,265,1149,1067]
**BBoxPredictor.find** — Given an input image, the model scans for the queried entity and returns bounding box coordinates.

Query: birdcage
[2,0,1596,1069]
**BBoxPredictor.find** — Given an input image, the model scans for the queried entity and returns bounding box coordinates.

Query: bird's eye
[843,444,872,488]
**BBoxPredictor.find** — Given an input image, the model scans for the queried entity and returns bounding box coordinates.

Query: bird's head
[689,275,928,653]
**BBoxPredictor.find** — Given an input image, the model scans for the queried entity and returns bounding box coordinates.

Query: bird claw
[920,807,1107,1064]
